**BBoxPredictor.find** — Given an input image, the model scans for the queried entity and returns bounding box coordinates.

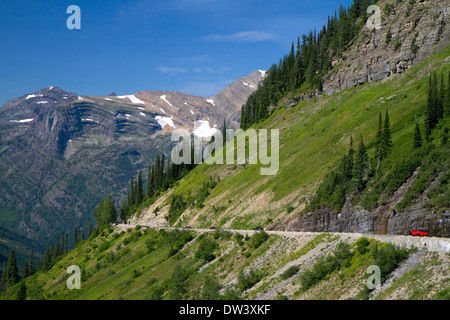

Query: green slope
[157,46,450,231]
[2,226,449,300]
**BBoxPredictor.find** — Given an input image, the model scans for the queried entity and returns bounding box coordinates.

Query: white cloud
[157,66,188,74]
[203,31,276,43]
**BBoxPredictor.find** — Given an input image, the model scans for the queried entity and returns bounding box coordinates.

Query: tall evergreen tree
[352,137,369,190]
[22,261,30,279]
[130,177,136,207]
[41,244,53,271]
[94,195,117,227]
[381,109,392,159]
[160,154,166,190]
[425,73,439,138]
[154,154,161,190]
[413,116,423,150]
[147,163,154,198]
[29,250,36,275]
[136,171,144,205]
[6,250,19,288]
[348,135,354,161]
[16,280,27,300]
[376,111,383,160]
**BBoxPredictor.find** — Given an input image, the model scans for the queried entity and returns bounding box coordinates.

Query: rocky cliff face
[283,163,450,238]
[323,0,450,95]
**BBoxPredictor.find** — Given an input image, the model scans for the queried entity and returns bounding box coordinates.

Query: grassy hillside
[2,226,448,300]
[152,46,450,231]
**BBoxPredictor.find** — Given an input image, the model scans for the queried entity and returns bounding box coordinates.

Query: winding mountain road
[114,223,450,253]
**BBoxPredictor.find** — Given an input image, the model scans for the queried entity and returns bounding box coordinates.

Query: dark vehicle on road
[185,226,192,230]
[410,229,429,236]
[209,226,216,230]
[253,226,264,231]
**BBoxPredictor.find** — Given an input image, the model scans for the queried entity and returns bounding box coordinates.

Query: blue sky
[0,0,353,106]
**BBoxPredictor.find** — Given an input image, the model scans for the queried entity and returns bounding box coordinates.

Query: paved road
[113,223,450,253]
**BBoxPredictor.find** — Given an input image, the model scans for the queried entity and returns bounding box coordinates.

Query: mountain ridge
[0,70,264,261]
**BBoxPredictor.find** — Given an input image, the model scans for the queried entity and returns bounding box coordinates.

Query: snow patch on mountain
[242,81,254,88]
[117,95,145,104]
[10,119,34,123]
[160,95,173,107]
[155,116,175,129]
[26,94,43,100]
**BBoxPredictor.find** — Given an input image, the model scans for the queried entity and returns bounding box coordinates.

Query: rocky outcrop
[323,0,450,95]
[285,206,450,238]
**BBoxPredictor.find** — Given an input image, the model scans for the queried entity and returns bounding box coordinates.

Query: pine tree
[146,163,154,198]
[29,251,36,275]
[22,261,30,279]
[352,137,369,190]
[381,109,392,159]
[6,250,19,288]
[136,171,143,205]
[342,136,354,182]
[160,154,166,190]
[94,195,117,227]
[41,244,53,271]
[425,73,439,138]
[16,280,27,300]
[376,111,383,159]
[348,135,354,161]
[413,116,423,150]
[164,161,170,189]
[154,155,161,190]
